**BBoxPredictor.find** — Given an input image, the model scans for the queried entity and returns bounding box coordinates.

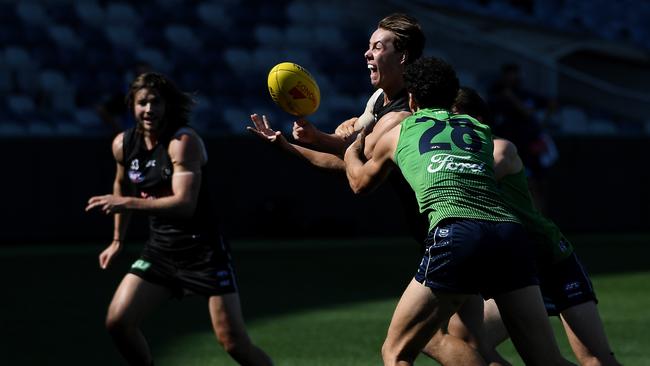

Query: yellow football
[267,62,320,117]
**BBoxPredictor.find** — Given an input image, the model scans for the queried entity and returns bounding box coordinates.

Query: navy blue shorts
[128,235,238,299]
[415,219,539,299]
[539,250,598,316]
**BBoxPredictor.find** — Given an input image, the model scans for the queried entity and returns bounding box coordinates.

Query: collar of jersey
[415,108,450,118]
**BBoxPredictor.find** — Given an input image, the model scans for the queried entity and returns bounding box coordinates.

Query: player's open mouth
[142,117,156,125]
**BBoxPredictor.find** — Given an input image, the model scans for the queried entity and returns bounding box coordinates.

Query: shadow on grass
[1,234,648,365]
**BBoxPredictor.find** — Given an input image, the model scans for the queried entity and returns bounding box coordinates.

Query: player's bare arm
[334,117,360,140]
[344,123,400,194]
[335,88,384,139]
[493,138,523,180]
[295,88,384,151]
[363,110,410,159]
[248,113,345,170]
[292,118,350,154]
[86,132,203,217]
[95,132,131,269]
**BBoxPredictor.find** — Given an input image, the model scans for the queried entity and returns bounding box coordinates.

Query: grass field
[2,235,649,365]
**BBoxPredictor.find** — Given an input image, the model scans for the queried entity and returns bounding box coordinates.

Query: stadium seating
[0,0,648,137]
[74,1,105,27]
[559,106,589,134]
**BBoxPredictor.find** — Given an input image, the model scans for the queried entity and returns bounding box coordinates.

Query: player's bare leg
[209,293,273,366]
[105,274,172,366]
[560,301,621,366]
[423,330,486,365]
[493,286,575,366]
[421,295,486,365]
[382,278,468,366]
[447,295,485,347]
[426,297,512,366]
[462,298,513,366]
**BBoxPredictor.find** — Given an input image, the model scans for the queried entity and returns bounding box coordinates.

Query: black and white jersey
[373,89,429,246]
[373,89,409,122]
[122,127,219,252]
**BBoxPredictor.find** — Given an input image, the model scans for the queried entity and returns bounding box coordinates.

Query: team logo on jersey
[128,170,144,183]
[146,159,156,168]
[130,159,139,171]
[428,154,486,174]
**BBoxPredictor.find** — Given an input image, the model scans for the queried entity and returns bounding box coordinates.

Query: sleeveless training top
[499,168,573,263]
[373,89,409,121]
[395,109,519,231]
[123,127,219,252]
[372,89,429,243]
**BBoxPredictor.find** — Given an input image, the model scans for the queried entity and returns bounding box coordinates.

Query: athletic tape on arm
[355,88,383,131]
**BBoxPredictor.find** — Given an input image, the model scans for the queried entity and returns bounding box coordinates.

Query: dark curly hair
[378,13,425,65]
[403,57,459,110]
[125,72,195,142]
[453,87,493,126]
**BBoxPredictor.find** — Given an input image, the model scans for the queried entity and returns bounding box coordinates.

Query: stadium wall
[1,136,647,244]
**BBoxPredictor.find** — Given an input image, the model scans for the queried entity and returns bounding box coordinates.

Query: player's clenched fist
[292,119,316,143]
[335,117,359,140]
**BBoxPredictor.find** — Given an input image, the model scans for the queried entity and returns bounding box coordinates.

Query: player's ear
[408,93,418,112]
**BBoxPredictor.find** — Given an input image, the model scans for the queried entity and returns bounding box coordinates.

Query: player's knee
[381,340,391,360]
[105,309,132,336]
[105,314,124,335]
[381,339,406,366]
[215,327,251,357]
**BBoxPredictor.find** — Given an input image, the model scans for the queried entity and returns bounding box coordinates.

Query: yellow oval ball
[267,62,320,117]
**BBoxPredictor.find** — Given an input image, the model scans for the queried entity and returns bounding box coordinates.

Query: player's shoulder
[374,122,401,160]
[169,126,206,147]
[493,137,522,177]
[377,110,411,129]
[112,132,125,163]
[112,131,125,148]
[493,137,518,158]
[168,126,208,163]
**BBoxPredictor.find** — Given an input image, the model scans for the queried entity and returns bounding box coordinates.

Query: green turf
[493,271,650,365]
[2,235,649,365]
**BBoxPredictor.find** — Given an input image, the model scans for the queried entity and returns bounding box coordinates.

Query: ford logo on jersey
[428,153,486,174]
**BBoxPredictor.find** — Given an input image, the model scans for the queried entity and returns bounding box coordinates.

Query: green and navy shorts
[415,218,539,299]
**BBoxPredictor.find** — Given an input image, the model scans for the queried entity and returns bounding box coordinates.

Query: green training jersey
[499,168,573,263]
[395,109,519,231]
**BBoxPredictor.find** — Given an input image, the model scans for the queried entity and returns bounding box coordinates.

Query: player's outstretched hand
[86,194,129,215]
[247,114,282,143]
[335,117,359,140]
[292,119,317,144]
[99,240,122,269]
